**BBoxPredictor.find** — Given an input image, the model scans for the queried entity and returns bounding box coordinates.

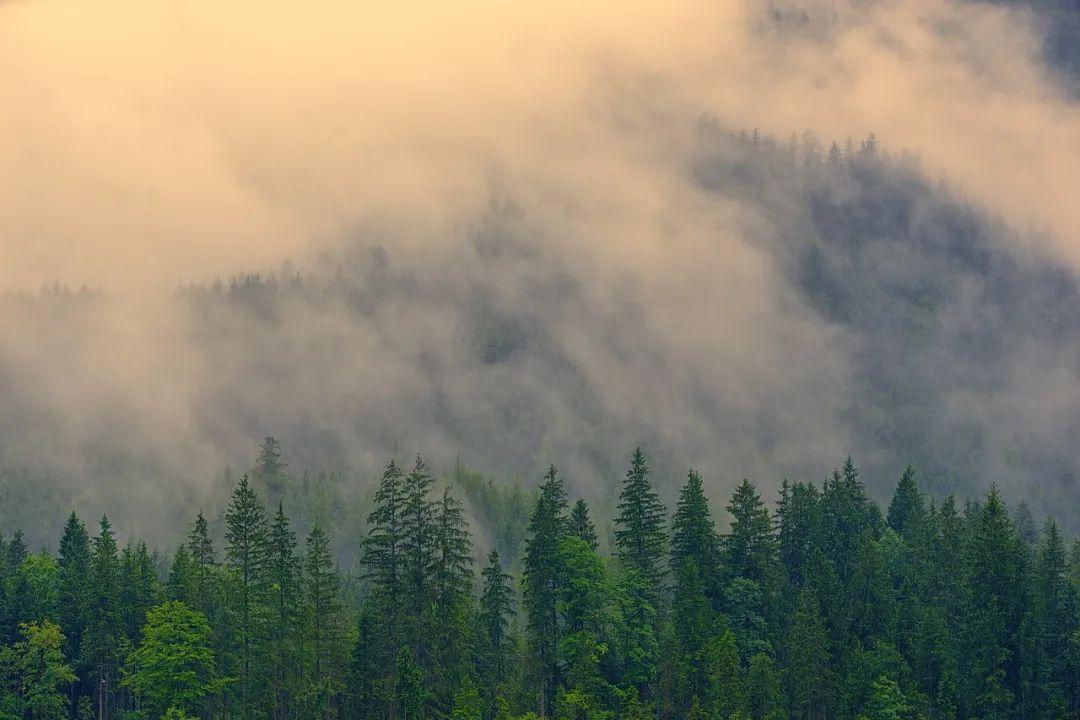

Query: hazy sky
[1,0,1077,292]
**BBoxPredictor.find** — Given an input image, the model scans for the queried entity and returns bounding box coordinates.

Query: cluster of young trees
[1,447,1079,720]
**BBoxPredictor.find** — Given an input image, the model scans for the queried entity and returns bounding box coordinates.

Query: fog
[0,0,1078,541]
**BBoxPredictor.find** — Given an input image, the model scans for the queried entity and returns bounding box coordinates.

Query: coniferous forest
[0,444,1078,720]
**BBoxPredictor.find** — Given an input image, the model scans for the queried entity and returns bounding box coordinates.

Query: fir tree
[886,466,924,541]
[522,465,569,716]
[725,478,776,588]
[266,503,301,720]
[613,448,667,587]
[224,474,270,718]
[304,524,345,719]
[568,500,598,552]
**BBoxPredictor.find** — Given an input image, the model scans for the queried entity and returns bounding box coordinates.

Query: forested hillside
[0,449,1077,720]
[5,129,1080,544]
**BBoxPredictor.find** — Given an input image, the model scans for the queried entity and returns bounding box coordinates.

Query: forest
[0,442,1077,720]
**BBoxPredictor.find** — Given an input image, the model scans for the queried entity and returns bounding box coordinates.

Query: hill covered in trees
[0,449,1077,720]
[4,128,1080,544]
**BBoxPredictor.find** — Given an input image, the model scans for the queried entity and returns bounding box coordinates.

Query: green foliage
[0,451,1078,720]
[613,449,666,588]
[4,621,75,720]
[124,601,221,718]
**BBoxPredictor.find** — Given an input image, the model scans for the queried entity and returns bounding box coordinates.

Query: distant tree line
[0,443,1078,720]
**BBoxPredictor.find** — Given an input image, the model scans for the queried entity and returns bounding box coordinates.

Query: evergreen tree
[886,466,924,541]
[776,480,820,590]
[82,516,122,720]
[725,478,777,588]
[478,549,515,690]
[255,436,288,496]
[304,524,345,720]
[670,469,720,596]
[613,448,667,587]
[1029,517,1078,719]
[267,503,301,720]
[744,653,783,720]
[361,459,408,720]
[431,487,475,712]
[56,512,91,713]
[787,589,832,720]
[224,474,270,718]
[167,544,195,604]
[959,486,1025,720]
[401,455,436,653]
[568,500,598,552]
[522,465,569,716]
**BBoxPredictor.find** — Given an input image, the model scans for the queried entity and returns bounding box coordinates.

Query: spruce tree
[83,516,122,720]
[886,466,925,541]
[613,448,667,587]
[568,499,598,552]
[478,549,515,688]
[224,474,270,718]
[776,480,820,590]
[787,589,832,720]
[725,478,776,587]
[522,465,568,716]
[304,524,345,719]
[670,470,718,578]
[401,455,436,651]
[267,503,301,720]
[431,487,475,713]
[1029,517,1078,719]
[57,511,91,712]
[361,458,408,719]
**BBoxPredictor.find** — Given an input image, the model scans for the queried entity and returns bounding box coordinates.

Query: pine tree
[119,540,159,642]
[886,466,925,541]
[186,511,217,614]
[224,474,270,719]
[57,511,91,713]
[568,500,598,552]
[725,478,777,588]
[167,544,195,604]
[267,503,301,720]
[1029,517,1078,719]
[670,470,719,584]
[83,516,122,720]
[431,487,474,712]
[822,457,878,587]
[744,653,783,720]
[361,459,408,720]
[522,465,569,716]
[346,601,383,720]
[304,524,345,720]
[960,486,1025,720]
[787,589,832,720]
[255,436,288,496]
[614,448,667,587]
[776,480,820,590]
[478,549,515,688]
[401,455,436,652]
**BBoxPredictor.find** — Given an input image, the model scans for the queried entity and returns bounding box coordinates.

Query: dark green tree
[614,448,667,587]
[522,465,569,716]
[568,500,598,552]
[224,474,270,718]
[267,503,301,720]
